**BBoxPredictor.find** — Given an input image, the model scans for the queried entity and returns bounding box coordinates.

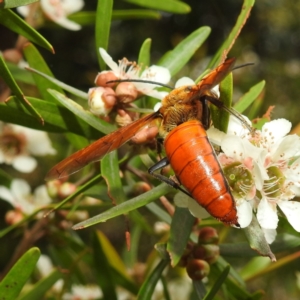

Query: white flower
[0,179,52,217]
[63,284,103,300]
[17,0,84,31]
[0,123,56,173]
[98,48,171,100]
[208,116,300,242]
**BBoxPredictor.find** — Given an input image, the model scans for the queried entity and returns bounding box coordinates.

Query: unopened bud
[46,179,61,198]
[88,87,117,116]
[3,49,23,64]
[130,126,158,144]
[186,259,210,281]
[95,71,118,87]
[115,110,133,127]
[178,242,194,267]
[115,82,138,103]
[5,210,23,225]
[193,244,220,264]
[57,182,77,199]
[198,227,219,245]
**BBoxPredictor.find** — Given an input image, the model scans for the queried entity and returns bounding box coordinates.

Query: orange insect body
[46,57,243,226]
[164,120,238,225]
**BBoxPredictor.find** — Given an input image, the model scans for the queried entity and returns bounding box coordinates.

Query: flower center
[223,162,254,199]
[263,166,285,199]
[0,132,25,159]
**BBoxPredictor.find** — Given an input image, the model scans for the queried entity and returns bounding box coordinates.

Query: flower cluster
[213,116,300,242]
[88,48,171,117]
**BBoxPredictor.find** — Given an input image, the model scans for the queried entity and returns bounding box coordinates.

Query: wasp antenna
[232,62,255,71]
[106,79,174,90]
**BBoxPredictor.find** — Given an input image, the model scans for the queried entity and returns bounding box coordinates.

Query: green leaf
[243,215,276,262]
[95,0,113,70]
[124,0,191,14]
[18,269,62,300]
[193,280,207,299]
[138,38,152,66]
[5,61,35,85]
[3,97,101,138]
[137,259,169,300]
[0,168,13,187]
[0,53,44,123]
[234,80,266,113]
[0,247,40,300]
[203,265,230,300]
[101,151,126,205]
[158,26,211,76]
[93,231,118,300]
[167,207,195,267]
[0,0,38,8]
[208,0,254,67]
[0,9,53,52]
[23,43,65,102]
[72,183,173,229]
[47,89,115,134]
[211,72,232,132]
[239,257,270,281]
[25,66,88,100]
[69,10,161,25]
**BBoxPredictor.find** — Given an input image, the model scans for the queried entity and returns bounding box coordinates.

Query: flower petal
[60,0,84,15]
[175,77,195,88]
[99,48,119,73]
[141,65,171,84]
[262,228,277,244]
[11,179,31,200]
[278,200,300,232]
[271,134,300,162]
[0,186,14,204]
[34,185,52,206]
[12,156,37,173]
[262,119,291,142]
[236,200,253,228]
[257,197,278,229]
[187,198,210,219]
[207,127,226,145]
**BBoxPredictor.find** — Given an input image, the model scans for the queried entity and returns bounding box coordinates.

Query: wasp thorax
[223,162,255,199]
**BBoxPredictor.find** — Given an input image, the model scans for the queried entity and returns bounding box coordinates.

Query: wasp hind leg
[148,157,192,198]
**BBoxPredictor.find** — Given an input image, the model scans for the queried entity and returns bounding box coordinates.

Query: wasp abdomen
[164,120,238,226]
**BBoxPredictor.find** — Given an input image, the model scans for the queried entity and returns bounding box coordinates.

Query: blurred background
[1,0,300,299]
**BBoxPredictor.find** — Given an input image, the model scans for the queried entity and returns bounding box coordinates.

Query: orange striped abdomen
[164,120,238,225]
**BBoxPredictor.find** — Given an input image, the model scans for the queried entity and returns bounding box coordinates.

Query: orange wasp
[46,58,251,226]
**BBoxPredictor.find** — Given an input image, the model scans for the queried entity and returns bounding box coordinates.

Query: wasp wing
[46,112,160,180]
[197,57,236,92]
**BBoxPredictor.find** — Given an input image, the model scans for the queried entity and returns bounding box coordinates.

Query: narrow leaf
[18,269,62,300]
[26,66,88,99]
[137,259,169,300]
[0,54,44,123]
[193,280,207,299]
[124,0,191,14]
[243,214,276,262]
[203,265,230,300]
[208,0,255,67]
[234,80,266,113]
[0,9,53,52]
[73,184,173,229]
[211,72,232,132]
[0,0,38,8]
[167,207,195,267]
[47,89,115,134]
[95,0,113,70]
[102,151,126,205]
[93,231,118,300]
[158,26,211,76]
[138,38,152,66]
[70,10,160,25]
[23,43,65,102]
[0,247,40,300]
[4,97,101,138]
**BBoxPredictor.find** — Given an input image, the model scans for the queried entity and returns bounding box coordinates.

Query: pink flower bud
[186,259,210,281]
[57,182,77,199]
[115,82,138,103]
[88,87,117,116]
[5,210,24,225]
[198,227,219,245]
[94,71,118,87]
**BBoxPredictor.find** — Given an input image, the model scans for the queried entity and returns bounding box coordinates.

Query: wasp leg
[148,157,192,198]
